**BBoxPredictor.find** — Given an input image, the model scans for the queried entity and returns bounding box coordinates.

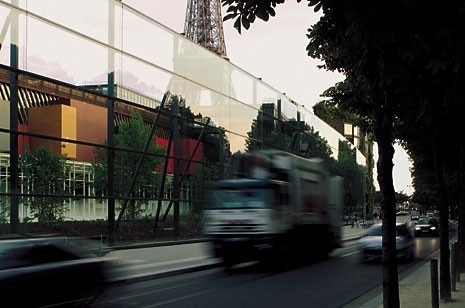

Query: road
[93,235,441,307]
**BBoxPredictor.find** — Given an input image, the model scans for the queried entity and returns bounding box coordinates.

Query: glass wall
[0,0,366,224]
[1,0,365,156]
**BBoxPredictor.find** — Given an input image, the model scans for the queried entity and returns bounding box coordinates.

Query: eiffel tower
[167,0,233,107]
[184,0,227,58]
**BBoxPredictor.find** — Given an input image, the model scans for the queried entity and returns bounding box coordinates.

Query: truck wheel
[314,243,329,261]
[314,231,332,261]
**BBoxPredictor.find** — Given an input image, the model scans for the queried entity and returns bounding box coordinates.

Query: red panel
[155,137,204,176]
[180,138,204,176]
[155,137,173,173]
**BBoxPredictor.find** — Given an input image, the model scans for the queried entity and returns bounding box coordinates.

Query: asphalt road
[94,235,441,308]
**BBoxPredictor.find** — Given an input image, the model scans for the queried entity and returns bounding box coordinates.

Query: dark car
[414,217,439,236]
[410,211,420,221]
[0,236,111,307]
[358,223,414,262]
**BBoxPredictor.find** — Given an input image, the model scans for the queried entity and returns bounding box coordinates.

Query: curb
[106,261,222,286]
[109,238,208,251]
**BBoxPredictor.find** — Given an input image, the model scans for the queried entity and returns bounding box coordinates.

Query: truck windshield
[207,188,269,209]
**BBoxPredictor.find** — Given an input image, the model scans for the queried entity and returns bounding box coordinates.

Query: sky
[122,0,414,195]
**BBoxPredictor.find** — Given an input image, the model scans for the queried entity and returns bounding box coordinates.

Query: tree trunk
[459,130,465,272]
[374,92,400,308]
[432,128,452,301]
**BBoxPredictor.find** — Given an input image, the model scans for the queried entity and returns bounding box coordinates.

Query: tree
[222,1,403,305]
[332,140,366,217]
[245,103,334,164]
[221,0,438,306]
[223,2,465,304]
[245,103,292,151]
[189,158,219,213]
[19,147,67,222]
[314,95,376,217]
[0,197,8,223]
[391,3,465,297]
[314,87,372,157]
[397,62,465,298]
[305,1,463,303]
[93,112,166,220]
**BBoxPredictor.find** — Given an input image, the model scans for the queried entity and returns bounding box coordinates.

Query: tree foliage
[244,100,366,216]
[245,104,291,151]
[331,141,366,215]
[245,103,334,164]
[314,88,376,216]
[19,147,67,222]
[0,197,8,223]
[93,112,166,220]
[189,159,220,213]
[222,0,300,33]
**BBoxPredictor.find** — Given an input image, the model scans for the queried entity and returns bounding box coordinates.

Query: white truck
[203,149,344,266]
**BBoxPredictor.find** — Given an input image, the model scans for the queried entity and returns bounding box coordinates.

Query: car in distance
[410,211,419,221]
[414,217,439,237]
[0,236,111,307]
[358,223,414,262]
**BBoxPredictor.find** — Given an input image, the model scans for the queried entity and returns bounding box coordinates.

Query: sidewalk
[351,220,465,308]
[397,258,465,308]
[356,249,465,308]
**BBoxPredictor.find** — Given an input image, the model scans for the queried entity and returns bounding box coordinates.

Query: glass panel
[122,6,176,72]
[281,96,298,121]
[230,67,255,104]
[256,82,280,108]
[184,81,230,129]
[166,73,189,101]
[26,0,112,44]
[120,54,170,104]
[25,17,108,84]
[0,5,11,65]
[181,38,233,98]
[228,101,258,153]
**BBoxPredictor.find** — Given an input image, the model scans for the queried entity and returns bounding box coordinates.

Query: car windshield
[208,187,269,209]
[417,219,429,224]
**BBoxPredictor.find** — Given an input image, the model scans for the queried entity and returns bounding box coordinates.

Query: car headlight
[430,226,436,230]
[415,227,420,231]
